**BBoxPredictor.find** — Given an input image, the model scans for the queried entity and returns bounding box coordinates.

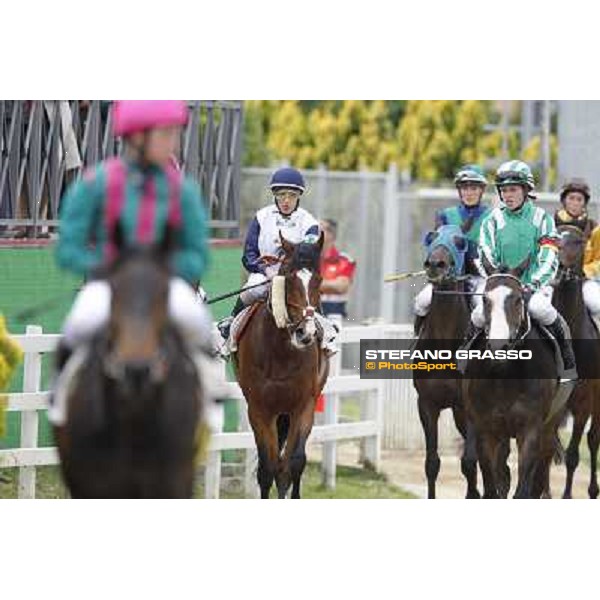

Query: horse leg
[280,403,315,499]
[452,407,479,499]
[418,401,441,499]
[495,438,511,499]
[515,429,542,499]
[563,410,587,499]
[476,433,500,499]
[249,409,279,500]
[587,416,600,499]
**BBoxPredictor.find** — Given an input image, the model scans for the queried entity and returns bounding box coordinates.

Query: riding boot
[217,296,245,341]
[457,321,482,374]
[546,315,578,381]
[414,314,425,338]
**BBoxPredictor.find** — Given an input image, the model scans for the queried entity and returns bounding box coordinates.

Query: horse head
[423,225,468,284]
[482,256,530,351]
[557,225,586,278]
[270,231,324,349]
[103,222,175,396]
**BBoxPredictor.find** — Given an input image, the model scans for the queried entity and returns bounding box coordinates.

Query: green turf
[0,243,243,450]
[0,461,416,499]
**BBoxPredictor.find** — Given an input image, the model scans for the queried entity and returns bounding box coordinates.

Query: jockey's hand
[259,254,280,266]
[522,285,534,303]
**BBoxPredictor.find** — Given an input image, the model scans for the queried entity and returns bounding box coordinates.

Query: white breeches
[239,265,279,305]
[583,279,600,315]
[62,277,213,349]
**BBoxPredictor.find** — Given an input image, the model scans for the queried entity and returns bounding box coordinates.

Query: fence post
[362,325,384,470]
[18,325,42,499]
[379,164,399,323]
[322,314,342,489]
[204,402,224,499]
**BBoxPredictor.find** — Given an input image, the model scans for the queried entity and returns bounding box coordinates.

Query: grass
[0,461,416,499]
[196,461,416,499]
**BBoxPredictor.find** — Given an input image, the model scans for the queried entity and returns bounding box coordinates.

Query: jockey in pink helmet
[51,101,225,420]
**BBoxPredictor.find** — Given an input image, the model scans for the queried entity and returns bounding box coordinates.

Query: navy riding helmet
[269,167,306,193]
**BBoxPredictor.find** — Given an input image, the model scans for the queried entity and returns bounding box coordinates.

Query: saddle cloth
[228,303,263,353]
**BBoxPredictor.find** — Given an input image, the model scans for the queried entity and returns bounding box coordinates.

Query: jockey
[413,164,490,333]
[470,159,577,381]
[554,178,600,317]
[53,100,224,403]
[217,166,338,355]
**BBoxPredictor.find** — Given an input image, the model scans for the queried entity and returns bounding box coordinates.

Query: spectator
[319,218,356,318]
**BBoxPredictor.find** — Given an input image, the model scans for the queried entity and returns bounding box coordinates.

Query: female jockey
[471,159,577,381]
[554,178,600,317]
[414,164,489,333]
[218,166,338,355]
[53,100,223,401]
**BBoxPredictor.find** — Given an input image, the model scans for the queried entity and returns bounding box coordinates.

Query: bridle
[484,273,531,348]
[267,268,318,336]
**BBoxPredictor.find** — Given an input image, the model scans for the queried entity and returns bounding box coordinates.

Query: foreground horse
[413,226,479,499]
[234,233,329,499]
[53,235,205,498]
[462,260,566,498]
[553,225,600,498]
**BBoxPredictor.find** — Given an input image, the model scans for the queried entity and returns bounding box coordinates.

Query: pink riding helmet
[112,100,188,136]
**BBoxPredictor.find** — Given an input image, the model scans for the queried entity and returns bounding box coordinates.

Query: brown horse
[462,260,566,499]
[53,231,205,498]
[234,233,329,499]
[413,227,479,499]
[553,224,600,498]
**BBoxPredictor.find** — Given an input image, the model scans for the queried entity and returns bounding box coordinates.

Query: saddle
[227,302,263,354]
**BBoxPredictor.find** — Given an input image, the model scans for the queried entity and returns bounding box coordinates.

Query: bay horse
[52,229,206,498]
[462,258,567,498]
[234,232,329,499]
[553,224,600,499]
[413,225,479,499]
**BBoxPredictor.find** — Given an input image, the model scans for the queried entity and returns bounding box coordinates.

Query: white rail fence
[1,322,462,498]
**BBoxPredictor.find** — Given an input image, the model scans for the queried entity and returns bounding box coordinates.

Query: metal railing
[0,101,243,236]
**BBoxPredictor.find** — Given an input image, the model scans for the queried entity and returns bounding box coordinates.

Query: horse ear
[423,230,438,247]
[279,231,295,256]
[159,223,178,257]
[113,220,126,252]
[511,255,531,279]
[453,235,467,253]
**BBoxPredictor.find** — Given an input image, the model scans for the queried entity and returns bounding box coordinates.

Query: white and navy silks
[239,205,338,351]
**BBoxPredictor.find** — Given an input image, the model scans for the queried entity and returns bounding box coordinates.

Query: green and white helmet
[454,164,487,186]
[495,160,535,190]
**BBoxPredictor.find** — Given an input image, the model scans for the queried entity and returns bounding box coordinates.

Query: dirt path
[309,440,594,499]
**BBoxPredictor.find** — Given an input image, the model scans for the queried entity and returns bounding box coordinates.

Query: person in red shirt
[319,219,356,318]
